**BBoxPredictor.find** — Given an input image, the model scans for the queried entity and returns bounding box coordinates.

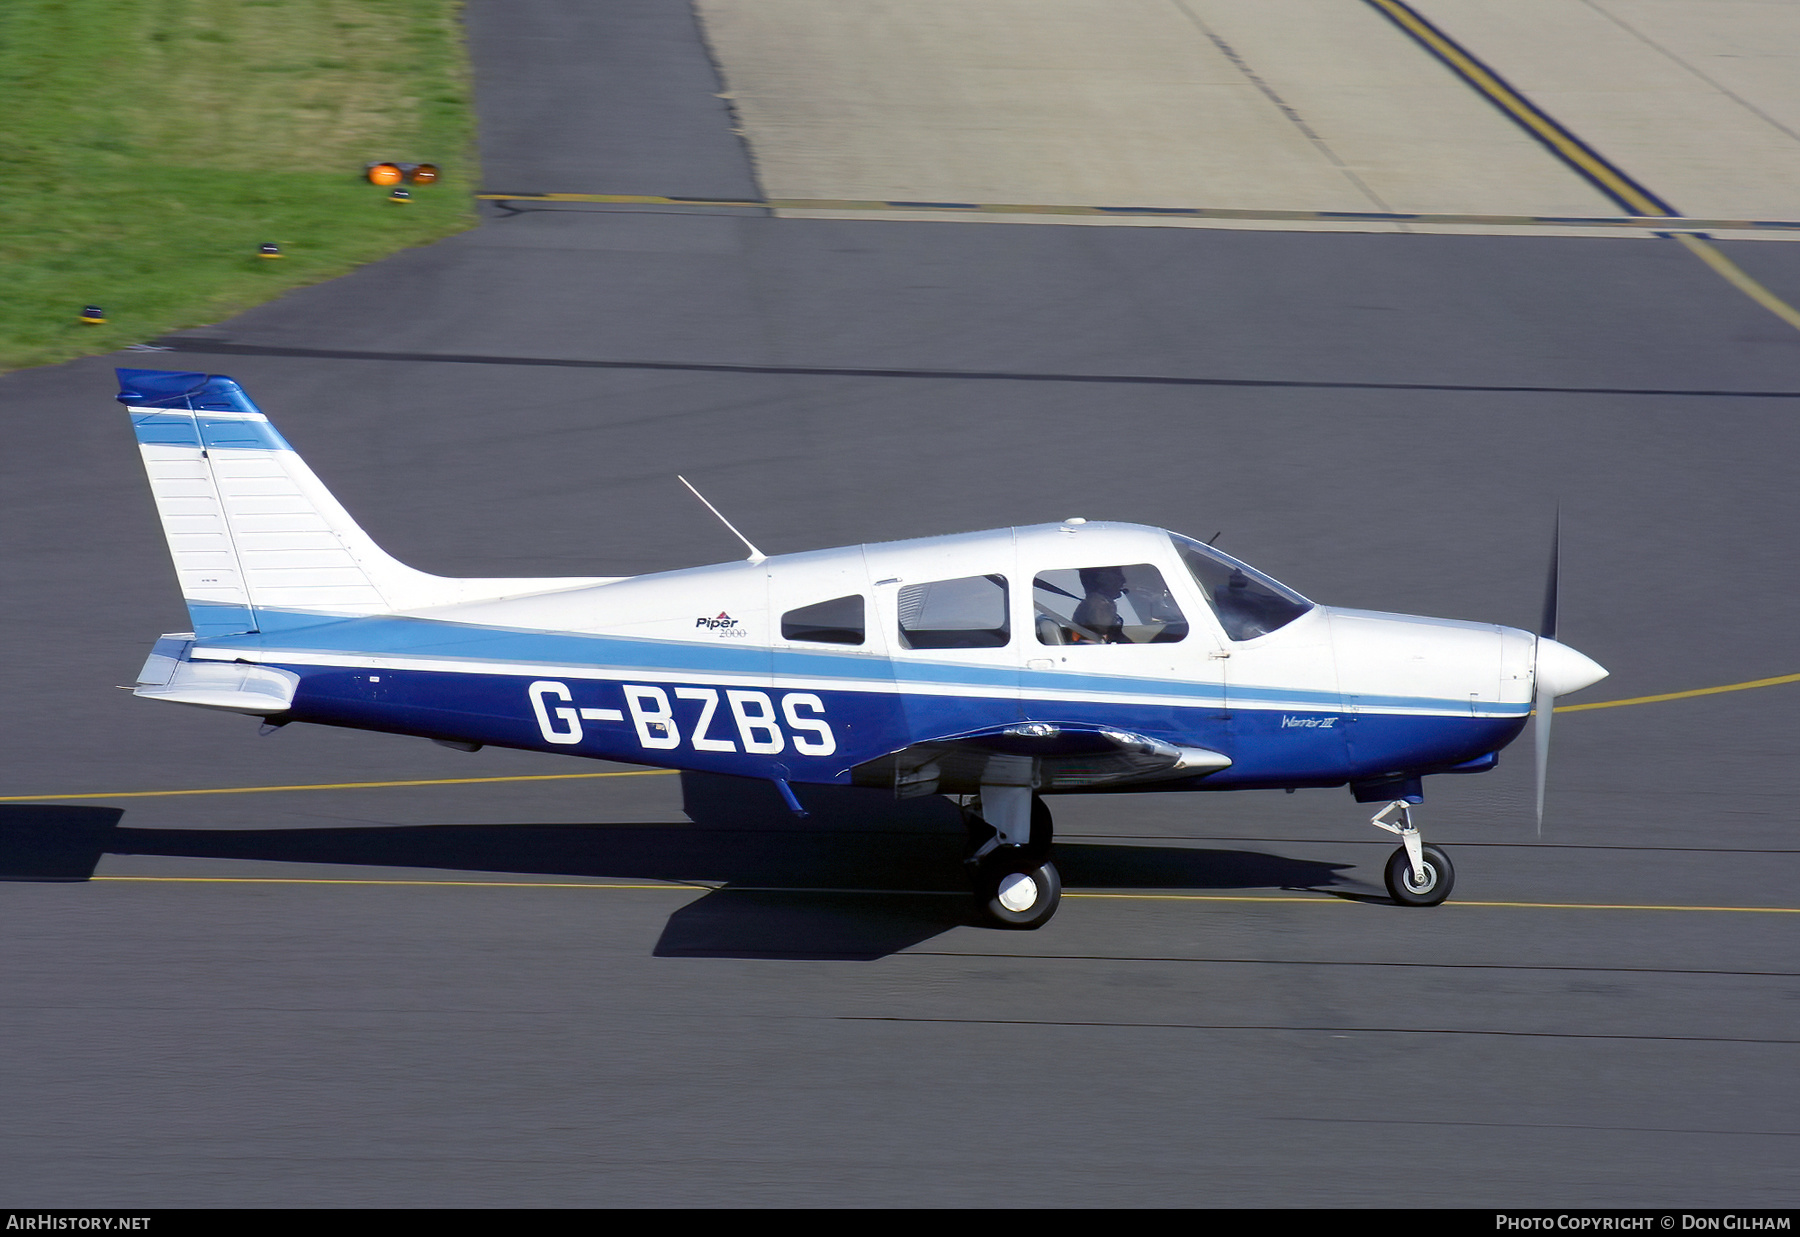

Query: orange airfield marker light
[366,161,439,186]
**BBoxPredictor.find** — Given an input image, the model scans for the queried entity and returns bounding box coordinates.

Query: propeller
[1531,512,1608,833]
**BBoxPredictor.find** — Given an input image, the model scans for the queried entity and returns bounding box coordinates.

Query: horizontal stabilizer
[134,643,299,716]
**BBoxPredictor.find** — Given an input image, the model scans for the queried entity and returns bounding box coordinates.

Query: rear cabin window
[781,594,866,645]
[1034,564,1188,645]
[1171,534,1313,641]
[897,575,1010,649]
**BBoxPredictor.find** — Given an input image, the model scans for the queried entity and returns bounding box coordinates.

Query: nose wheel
[1384,842,1453,906]
[965,792,1060,929]
[1370,800,1455,907]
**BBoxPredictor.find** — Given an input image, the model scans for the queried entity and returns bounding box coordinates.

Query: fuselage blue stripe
[190,606,1529,717]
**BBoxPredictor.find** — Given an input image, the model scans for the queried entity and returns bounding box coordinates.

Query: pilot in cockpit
[1072,566,1128,643]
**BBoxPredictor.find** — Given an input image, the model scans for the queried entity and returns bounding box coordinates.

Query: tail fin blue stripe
[126,409,291,452]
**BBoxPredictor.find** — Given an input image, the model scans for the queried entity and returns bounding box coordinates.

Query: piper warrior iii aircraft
[115,369,1609,928]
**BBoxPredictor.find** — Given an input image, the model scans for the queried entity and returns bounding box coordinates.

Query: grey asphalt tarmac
[1,0,1796,1208]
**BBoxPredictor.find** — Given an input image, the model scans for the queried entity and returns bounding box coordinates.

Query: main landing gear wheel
[977,855,1062,929]
[965,794,1060,929]
[1385,843,1454,907]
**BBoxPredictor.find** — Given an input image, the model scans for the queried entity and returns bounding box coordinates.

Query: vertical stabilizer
[115,369,615,637]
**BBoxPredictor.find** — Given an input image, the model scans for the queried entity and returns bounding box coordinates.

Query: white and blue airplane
[115,368,1608,927]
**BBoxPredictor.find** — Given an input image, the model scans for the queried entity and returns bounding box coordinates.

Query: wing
[849,722,1231,798]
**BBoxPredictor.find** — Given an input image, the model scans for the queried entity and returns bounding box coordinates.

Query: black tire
[1385,844,1454,907]
[977,856,1062,929]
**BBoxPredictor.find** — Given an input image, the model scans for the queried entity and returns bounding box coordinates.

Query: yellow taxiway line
[1068,893,1797,914]
[1363,0,1664,218]
[1555,671,1800,713]
[1362,0,1800,335]
[83,876,1798,914]
[1669,234,1800,332]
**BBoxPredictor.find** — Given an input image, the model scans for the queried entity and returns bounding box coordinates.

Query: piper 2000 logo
[697,611,749,638]
[528,680,835,755]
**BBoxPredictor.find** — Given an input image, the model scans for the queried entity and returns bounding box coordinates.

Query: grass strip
[0,0,477,372]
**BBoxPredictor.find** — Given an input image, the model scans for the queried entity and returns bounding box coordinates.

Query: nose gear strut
[1369,799,1455,907]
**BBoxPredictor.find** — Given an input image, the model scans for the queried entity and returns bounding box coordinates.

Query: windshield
[1170,534,1313,641]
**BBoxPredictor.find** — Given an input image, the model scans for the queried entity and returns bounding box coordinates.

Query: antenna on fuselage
[677,475,767,565]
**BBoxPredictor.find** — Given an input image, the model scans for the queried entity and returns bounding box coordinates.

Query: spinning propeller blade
[1530,513,1608,833]
[1534,513,1559,833]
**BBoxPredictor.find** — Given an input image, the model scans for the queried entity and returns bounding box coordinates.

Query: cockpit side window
[1034,564,1187,645]
[897,574,1010,649]
[781,594,865,645]
[1171,534,1313,641]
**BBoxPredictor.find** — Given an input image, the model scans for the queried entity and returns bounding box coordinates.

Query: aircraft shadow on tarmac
[0,776,1351,961]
